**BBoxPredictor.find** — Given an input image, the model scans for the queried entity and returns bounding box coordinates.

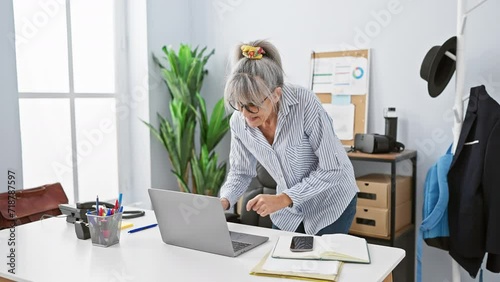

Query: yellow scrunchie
[241,45,265,60]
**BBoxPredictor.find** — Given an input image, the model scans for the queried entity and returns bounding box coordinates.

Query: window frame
[16,0,129,203]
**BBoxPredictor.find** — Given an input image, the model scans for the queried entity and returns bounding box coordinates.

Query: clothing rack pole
[451,0,466,155]
[451,1,488,281]
[450,3,466,281]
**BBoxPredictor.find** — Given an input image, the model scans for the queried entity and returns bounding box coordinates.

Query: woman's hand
[220,198,230,210]
[246,194,292,217]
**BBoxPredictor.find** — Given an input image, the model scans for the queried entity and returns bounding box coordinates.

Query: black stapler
[59,201,114,224]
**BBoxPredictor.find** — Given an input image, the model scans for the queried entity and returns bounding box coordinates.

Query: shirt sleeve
[282,99,350,210]
[219,128,257,209]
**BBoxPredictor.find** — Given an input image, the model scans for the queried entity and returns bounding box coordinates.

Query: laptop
[148,188,269,257]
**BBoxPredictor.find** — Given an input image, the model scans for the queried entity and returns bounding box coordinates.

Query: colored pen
[96,195,99,215]
[118,193,123,208]
[127,223,158,234]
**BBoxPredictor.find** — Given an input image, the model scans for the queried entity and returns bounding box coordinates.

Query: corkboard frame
[310,49,370,147]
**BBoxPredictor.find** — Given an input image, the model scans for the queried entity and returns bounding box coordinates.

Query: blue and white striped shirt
[220,84,359,234]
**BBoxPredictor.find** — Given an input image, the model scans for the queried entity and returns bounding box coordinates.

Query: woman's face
[240,87,281,128]
[241,97,274,128]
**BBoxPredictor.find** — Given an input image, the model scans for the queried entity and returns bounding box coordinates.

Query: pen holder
[87,211,122,247]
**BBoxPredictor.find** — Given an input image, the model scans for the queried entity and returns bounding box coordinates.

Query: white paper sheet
[312,56,368,95]
[312,58,334,93]
[332,56,368,95]
[322,104,355,140]
[262,252,340,275]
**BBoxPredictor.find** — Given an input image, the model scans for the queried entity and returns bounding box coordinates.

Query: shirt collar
[278,84,299,118]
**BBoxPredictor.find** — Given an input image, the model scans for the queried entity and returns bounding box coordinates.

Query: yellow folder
[250,252,343,282]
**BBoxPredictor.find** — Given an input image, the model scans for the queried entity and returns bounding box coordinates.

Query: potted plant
[145,44,231,196]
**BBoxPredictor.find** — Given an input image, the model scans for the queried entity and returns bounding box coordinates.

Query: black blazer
[448,85,500,277]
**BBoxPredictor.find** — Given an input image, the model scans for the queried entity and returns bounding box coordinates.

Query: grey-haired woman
[219,40,358,235]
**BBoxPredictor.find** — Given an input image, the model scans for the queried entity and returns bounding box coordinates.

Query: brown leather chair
[225,163,277,228]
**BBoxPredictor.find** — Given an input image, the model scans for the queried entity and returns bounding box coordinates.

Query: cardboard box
[356,174,412,209]
[349,201,412,238]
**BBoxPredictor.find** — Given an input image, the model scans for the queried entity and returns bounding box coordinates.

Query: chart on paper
[312,56,368,95]
[310,49,370,146]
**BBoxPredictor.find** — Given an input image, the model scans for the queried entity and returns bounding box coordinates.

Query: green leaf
[206,98,231,152]
[172,170,191,193]
[195,93,209,147]
[152,53,166,70]
[163,45,180,78]
[178,44,194,79]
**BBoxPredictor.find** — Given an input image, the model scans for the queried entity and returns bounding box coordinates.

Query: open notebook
[271,234,370,263]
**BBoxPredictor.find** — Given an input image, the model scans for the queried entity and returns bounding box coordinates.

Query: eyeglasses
[229,97,269,114]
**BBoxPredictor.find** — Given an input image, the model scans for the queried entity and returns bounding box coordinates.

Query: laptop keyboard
[232,241,251,252]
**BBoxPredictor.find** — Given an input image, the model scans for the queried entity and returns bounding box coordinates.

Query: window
[13,0,126,202]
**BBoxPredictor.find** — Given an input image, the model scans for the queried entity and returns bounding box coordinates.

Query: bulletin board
[309,49,370,147]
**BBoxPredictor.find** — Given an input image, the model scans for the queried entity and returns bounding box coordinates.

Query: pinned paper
[322,104,355,140]
[312,58,335,93]
[332,56,368,95]
[312,56,368,95]
[331,95,351,105]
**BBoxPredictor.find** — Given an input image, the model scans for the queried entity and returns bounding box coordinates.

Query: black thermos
[384,107,398,140]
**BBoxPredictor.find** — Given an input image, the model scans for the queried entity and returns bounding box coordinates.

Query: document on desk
[263,254,340,275]
[250,252,343,281]
[271,234,370,264]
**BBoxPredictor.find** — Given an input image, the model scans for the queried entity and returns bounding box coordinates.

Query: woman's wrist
[220,198,230,210]
[278,193,293,208]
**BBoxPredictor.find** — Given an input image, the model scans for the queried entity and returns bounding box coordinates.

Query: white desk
[0,211,404,282]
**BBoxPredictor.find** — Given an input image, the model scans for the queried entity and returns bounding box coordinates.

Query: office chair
[225,163,277,228]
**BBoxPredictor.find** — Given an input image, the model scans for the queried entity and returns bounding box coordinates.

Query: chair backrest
[239,164,277,228]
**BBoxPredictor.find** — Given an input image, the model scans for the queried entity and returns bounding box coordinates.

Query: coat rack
[451,0,488,281]
[421,0,489,281]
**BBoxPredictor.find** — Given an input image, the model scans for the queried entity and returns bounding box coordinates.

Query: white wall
[0,0,23,192]
[125,0,152,208]
[146,0,192,191]
[185,0,500,281]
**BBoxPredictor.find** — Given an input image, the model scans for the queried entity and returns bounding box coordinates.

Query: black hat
[420,36,457,97]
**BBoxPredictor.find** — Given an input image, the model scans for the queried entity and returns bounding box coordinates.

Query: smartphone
[290,236,314,252]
